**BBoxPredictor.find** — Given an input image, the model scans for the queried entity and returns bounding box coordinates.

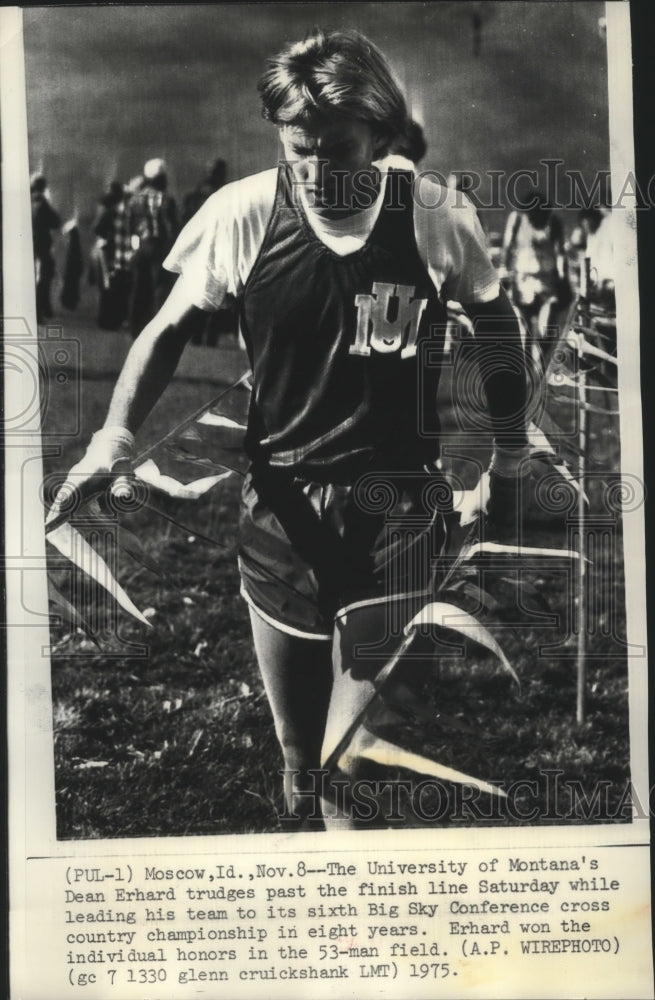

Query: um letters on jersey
[349,282,428,358]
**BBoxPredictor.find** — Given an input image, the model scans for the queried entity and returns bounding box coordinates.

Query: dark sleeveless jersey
[240,164,448,474]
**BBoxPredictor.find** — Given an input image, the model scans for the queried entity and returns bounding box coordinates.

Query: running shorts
[238,463,449,639]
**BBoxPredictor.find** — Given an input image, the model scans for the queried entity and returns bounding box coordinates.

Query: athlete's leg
[248,606,333,828]
[321,601,435,830]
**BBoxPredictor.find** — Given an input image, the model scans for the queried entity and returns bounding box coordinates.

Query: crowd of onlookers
[90,158,180,336]
[31,145,614,355]
[499,192,615,362]
[30,156,232,343]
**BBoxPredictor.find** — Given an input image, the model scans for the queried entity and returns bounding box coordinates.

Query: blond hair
[258,29,408,154]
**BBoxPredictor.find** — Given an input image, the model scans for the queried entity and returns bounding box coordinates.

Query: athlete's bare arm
[104,278,205,433]
[47,280,206,521]
[462,287,529,448]
[457,288,530,531]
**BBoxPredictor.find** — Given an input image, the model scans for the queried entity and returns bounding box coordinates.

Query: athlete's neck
[301,167,382,221]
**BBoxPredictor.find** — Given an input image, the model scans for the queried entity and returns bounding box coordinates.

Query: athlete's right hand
[45,427,135,529]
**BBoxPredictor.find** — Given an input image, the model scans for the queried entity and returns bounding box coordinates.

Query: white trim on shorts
[240,586,333,641]
[334,589,432,621]
[242,588,433,641]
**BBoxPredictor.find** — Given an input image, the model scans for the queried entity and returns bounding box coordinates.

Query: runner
[51,29,531,830]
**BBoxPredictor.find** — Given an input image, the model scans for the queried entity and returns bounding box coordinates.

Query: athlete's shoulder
[413,177,485,250]
[413,174,473,215]
[203,168,278,223]
[411,173,498,302]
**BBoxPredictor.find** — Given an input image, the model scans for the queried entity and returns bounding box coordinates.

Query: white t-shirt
[164,159,499,311]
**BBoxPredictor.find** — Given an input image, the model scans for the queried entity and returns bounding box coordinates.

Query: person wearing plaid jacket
[127,159,178,337]
[93,181,134,330]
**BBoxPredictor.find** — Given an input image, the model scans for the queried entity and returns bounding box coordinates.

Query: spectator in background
[31,173,61,323]
[182,157,228,226]
[128,159,178,337]
[60,218,84,312]
[569,206,614,306]
[93,180,135,330]
[503,190,570,361]
[568,205,616,354]
[126,174,144,197]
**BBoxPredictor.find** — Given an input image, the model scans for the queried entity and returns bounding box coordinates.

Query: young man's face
[280,115,384,217]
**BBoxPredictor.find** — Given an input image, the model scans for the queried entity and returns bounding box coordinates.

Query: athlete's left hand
[458,445,532,543]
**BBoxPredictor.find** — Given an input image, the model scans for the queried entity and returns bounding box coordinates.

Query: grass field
[42,302,631,839]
